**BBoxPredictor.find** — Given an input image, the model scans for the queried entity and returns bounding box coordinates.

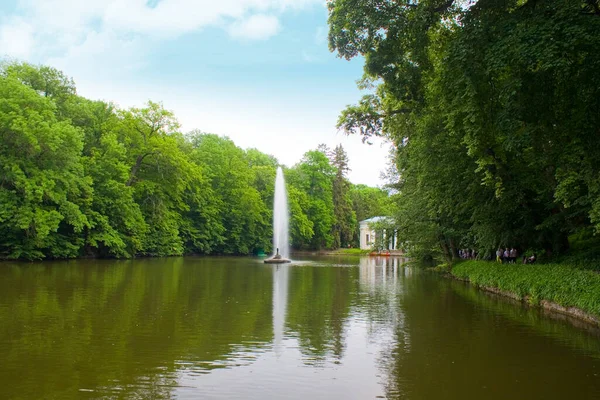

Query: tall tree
[328,0,600,260]
[75,99,148,257]
[328,145,356,248]
[287,150,336,250]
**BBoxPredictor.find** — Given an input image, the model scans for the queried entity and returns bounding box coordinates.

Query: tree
[0,74,90,259]
[187,133,269,255]
[75,99,147,257]
[328,145,356,248]
[287,150,336,250]
[0,61,390,260]
[328,0,600,260]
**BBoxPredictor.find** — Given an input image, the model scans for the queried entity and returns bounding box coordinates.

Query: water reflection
[0,257,599,399]
[0,258,274,399]
[359,256,409,292]
[379,273,600,400]
[272,265,289,354]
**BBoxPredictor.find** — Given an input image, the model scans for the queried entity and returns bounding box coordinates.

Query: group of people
[459,247,536,264]
[495,248,536,264]
[459,249,478,259]
[496,248,518,263]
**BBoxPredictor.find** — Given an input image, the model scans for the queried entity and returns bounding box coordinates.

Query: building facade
[359,216,398,251]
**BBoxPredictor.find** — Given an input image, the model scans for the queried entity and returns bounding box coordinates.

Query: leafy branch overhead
[328,0,600,260]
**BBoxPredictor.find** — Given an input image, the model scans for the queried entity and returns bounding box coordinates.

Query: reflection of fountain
[264,167,291,264]
[272,265,289,354]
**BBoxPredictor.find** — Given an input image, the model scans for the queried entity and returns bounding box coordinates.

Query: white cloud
[46,28,147,81]
[1,0,322,57]
[0,17,34,59]
[228,14,280,40]
[0,0,323,84]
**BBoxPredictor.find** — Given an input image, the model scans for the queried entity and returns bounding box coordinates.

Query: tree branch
[126,151,156,186]
[432,0,455,13]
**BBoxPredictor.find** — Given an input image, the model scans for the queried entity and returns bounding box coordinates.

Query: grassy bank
[450,261,600,319]
[292,248,372,256]
[331,248,372,255]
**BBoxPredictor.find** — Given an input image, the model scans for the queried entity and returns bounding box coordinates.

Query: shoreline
[291,249,405,256]
[446,261,600,328]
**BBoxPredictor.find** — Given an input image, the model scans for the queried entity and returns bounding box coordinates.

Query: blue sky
[0,0,391,185]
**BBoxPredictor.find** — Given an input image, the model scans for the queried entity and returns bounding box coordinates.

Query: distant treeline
[328,0,600,261]
[0,62,390,260]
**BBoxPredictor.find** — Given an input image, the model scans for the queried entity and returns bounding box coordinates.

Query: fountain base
[265,247,290,264]
[264,257,291,264]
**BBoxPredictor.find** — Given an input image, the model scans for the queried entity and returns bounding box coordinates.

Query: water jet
[264,167,291,264]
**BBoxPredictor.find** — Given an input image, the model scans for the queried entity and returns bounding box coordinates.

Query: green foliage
[0,61,386,259]
[327,144,357,248]
[553,230,600,271]
[287,184,315,247]
[287,150,336,250]
[186,133,270,255]
[0,74,90,259]
[349,184,390,222]
[452,261,600,317]
[79,108,148,257]
[328,0,600,261]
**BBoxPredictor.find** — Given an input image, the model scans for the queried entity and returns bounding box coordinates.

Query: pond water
[0,256,599,399]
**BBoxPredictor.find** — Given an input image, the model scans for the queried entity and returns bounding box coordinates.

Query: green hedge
[451,261,600,317]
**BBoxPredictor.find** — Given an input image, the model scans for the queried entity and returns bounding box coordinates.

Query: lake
[0,256,599,399]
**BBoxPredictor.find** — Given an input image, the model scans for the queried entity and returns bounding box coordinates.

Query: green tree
[328,144,356,248]
[187,133,269,254]
[328,0,600,260]
[0,74,90,259]
[349,185,390,223]
[76,99,148,257]
[287,150,336,250]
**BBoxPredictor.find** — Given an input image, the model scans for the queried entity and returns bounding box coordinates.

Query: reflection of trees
[379,275,600,400]
[449,281,600,361]
[0,258,273,400]
[286,265,358,364]
[284,257,409,366]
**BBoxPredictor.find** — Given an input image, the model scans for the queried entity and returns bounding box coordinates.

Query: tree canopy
[0,62,390,259]
[328,0,600,260]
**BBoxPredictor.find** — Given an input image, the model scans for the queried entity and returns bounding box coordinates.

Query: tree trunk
[126,153,153,186]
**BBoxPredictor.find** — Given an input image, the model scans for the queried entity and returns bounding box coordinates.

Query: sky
[0,0,392,186]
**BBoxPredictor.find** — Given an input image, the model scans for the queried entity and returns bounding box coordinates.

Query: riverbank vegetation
[328,0,600,263]
[0,62,390,260]
[451,261,600,319]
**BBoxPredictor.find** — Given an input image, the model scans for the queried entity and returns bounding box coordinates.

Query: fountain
[264,167,291,264]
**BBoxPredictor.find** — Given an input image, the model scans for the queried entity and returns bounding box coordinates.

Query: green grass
[329,248,372,255]
[451,261,600,317]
